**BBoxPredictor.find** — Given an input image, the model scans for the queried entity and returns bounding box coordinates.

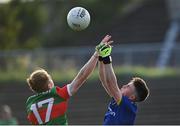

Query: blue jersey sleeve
[103,96,137,125]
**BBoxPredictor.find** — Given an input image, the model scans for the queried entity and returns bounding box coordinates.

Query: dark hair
[131,77,150,102]
[27,69,51,93]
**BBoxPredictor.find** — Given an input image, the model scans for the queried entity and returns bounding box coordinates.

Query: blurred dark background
[0,0,180,125]
[0,0,171,50]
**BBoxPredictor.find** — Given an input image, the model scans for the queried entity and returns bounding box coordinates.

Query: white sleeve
[67,84,72,96]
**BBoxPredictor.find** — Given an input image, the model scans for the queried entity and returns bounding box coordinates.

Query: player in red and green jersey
[25,35,113,125]
[96,35,150,125]
[26,85,70,124]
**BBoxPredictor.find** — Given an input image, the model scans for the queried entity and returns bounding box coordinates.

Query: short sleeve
[56,85,70,100]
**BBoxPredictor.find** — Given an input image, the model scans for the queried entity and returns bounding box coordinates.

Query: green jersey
[26,85,70,125]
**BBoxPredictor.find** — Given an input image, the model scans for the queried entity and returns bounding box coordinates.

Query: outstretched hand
[96,35,114,51]
[100,35,114,45]
[96,35,113,57]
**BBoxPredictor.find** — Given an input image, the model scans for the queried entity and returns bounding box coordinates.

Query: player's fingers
[106,45,113,48]
[107,41,113,45]
[101,35,111,43]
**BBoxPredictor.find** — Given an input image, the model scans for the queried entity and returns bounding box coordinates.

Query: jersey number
[30,98,54,124]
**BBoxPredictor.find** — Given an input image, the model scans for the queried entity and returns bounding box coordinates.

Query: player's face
[121,82,136,100]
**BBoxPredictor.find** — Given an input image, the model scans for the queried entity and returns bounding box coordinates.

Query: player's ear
[48,79,54,89]
[48,83,53,89]
[129,95,136,101]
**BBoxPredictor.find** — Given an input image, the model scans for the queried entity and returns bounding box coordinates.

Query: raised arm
[98,61,112,97]
[96,35,122,103]
[67,52,98,96]
[103,63,122,103]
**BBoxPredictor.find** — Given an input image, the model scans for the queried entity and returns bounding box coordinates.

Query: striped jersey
[26,85,70,125]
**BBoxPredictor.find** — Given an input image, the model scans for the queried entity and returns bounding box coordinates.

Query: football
[67,7,91,31]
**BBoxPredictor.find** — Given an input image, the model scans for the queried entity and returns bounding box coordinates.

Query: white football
[67,7,91,31]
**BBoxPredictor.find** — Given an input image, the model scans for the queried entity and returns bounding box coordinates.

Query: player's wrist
[93,52,99,58]
[99,55,112,64]
[98,56,103,61]
[93,54,99,58]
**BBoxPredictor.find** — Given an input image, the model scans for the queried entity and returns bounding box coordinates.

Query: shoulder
[55,85,70,100]
[26,94,36,106]
[118,96,136,106]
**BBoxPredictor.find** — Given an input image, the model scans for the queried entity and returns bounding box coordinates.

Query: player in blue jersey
[96,35,150,125]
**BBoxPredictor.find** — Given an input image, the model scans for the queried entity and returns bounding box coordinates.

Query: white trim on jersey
[67,84,72,96]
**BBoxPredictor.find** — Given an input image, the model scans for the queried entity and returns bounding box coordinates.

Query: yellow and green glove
[96,43,112,64]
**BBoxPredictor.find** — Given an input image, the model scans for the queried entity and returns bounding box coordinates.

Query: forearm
[104,63,122,102]
[98,61,112,96]
[69,52,98,95]
[77,52,98,82]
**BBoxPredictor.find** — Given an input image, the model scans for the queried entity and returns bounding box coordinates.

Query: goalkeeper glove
[96,43,112,57]
[95,43,106,53]
[95,43,112,64]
